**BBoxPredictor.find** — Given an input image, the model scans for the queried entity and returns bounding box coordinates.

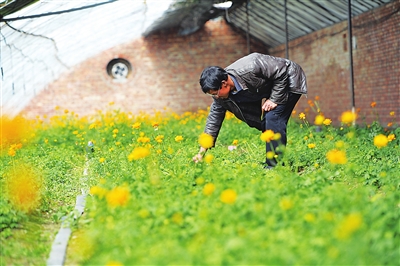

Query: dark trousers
[263,92,302,166]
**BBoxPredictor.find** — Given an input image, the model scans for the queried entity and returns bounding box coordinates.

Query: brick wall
[269,1,399,126]
[22,18,267,119]
[23,2,399,127]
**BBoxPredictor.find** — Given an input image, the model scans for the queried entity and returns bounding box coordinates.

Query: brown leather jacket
[204,53,307,142]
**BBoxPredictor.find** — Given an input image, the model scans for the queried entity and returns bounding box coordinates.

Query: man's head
[199,66,228,94]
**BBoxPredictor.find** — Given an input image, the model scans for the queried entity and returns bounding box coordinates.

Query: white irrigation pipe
[47,160,89,266]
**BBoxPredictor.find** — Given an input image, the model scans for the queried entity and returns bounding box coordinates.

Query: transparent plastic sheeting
[0,0,173,117]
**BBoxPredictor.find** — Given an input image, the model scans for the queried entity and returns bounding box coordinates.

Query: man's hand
[193,146,208,163]
[192,153,203,163]
[262,99,278,112]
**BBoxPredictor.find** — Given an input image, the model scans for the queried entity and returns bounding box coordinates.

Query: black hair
[199,66,228,93]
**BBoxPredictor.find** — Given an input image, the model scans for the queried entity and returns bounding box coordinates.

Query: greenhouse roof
[0,0,394,117]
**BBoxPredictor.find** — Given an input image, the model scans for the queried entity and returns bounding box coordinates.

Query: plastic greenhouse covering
[1,0,173,117]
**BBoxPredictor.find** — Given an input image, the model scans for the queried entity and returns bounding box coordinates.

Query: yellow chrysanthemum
[106,186,130,207]
[198,133,214,149]
[373,134,388,148]
[203,183,216,196]
[89,186,108,199]
[260,130,275,142]
[341,111,357,124]
[308,143,316,149]
[323,118,332,126]
[175,135,184,142]
[204,154,214,163]
[1,115,33,148]
[155,135,164,143]
[326,149,347,164]
[171,212,184,225]
[266,151,275,159]
[128,147,150,161]
[387,134,395,142]
[279,198,293,210]
[335,213,362,239]
[220,189,237,204]
[314,114,325,125]
[304,213,316,223]
[132,122,141,129]
[5,164,43,213]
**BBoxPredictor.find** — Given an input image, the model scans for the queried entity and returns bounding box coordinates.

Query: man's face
[206,80,230,99]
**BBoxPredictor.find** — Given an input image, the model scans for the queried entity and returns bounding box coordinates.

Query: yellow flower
[90,186,107,198]
[299,112,306,120]
[273,133,281,140]
[8,148,16,156]
[155,135,164,143]
[171,212,184,225]
[132,122,141,129]
[373,134,388,148]
[308,143,316,149]
[323,118,332,126]
[314,114,325,125]
[203,183,216,196]
[341,111,357,124]
[112,129,119,134]
[204,154,214,163]
[5,164,43,213]
[128,147,150,161]
[232,139,239,145]
[335,140,345,149]
[389,111,395,116]
[99,157,105,163]
[195,177,205,185]
[260,130,275,142]
[387,122,393,127]
[335,213,362,239]
[137,136,150,143]
[106,186,130,207]
[138,209,150,219]
[279,198,293,210]
[387,134,396,142]
[266,151,275,159]
[198,133,214,149]
[220,189,237,204]
[304,213,316,223]
[175,135,184,142]
[326,149,347,164]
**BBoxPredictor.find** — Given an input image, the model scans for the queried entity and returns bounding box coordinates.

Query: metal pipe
[246,0,250,54]
[284,0,289,59]
[347,0,356,121]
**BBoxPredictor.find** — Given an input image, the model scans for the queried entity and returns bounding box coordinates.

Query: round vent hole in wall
[106,58,132,80]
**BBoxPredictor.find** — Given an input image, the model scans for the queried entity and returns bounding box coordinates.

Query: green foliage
[1,109,399,265]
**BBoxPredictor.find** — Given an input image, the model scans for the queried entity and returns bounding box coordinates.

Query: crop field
[1,101,399,265]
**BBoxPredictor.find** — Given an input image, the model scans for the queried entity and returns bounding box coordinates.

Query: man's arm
[193,100,226,162]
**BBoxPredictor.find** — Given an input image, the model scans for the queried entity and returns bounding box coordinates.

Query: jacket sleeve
[254,54,289,104]
[204,100,227,146]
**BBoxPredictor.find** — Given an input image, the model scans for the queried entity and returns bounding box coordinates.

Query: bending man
[193,53,307,169]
